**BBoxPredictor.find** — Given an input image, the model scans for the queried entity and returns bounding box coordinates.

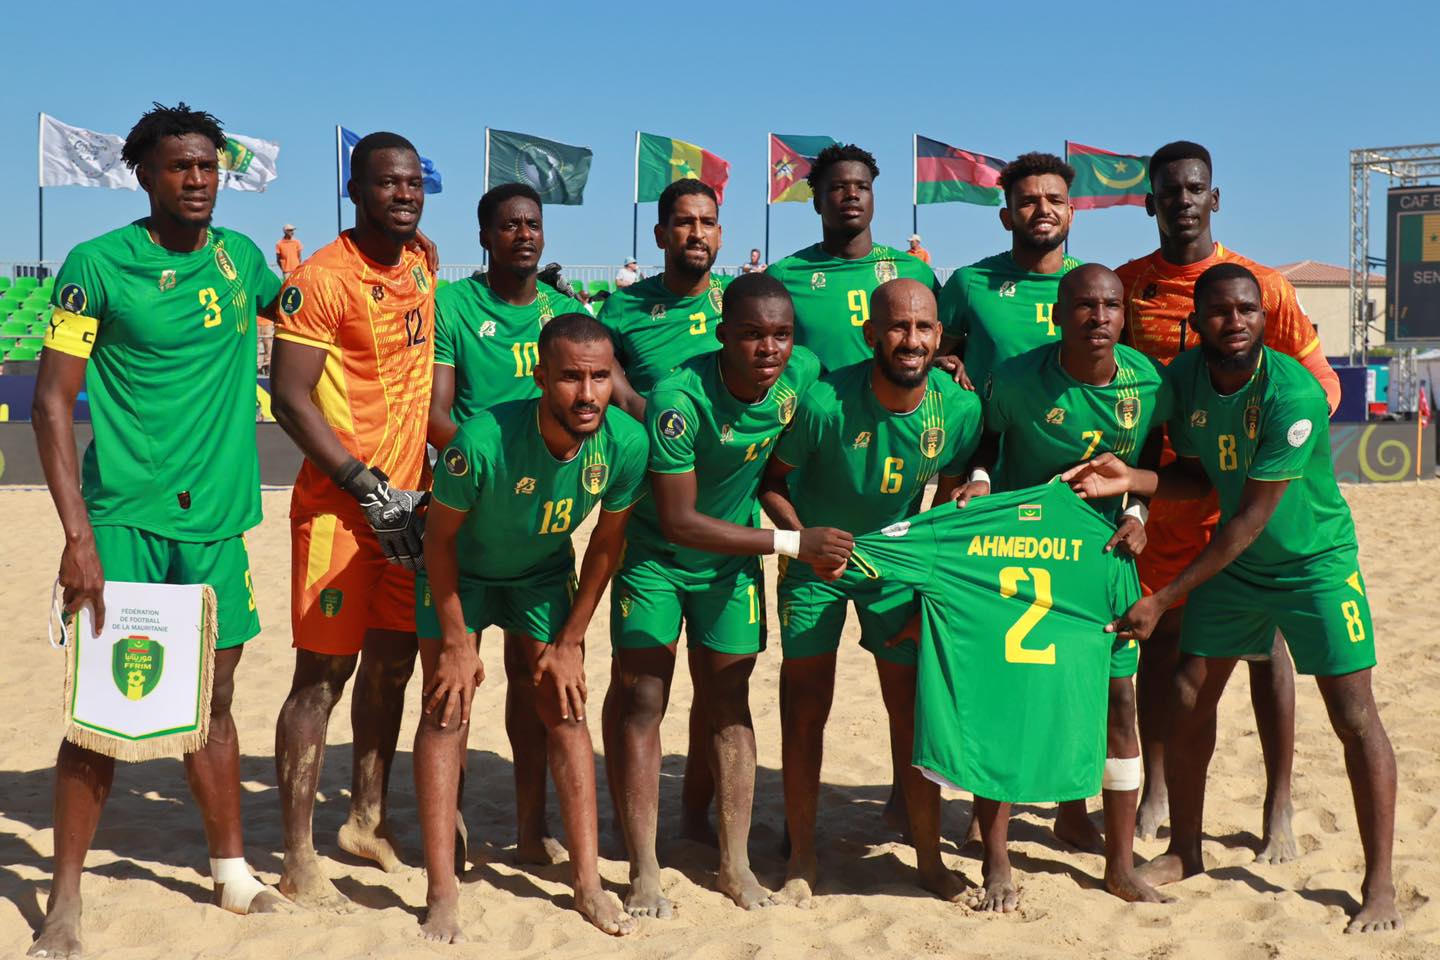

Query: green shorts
[414,566,576,644]
[1111,636,1138,678]
[777,557,918,666]
[611,552,766,655]
[92,526,259,649]
[1181,559,1377,677]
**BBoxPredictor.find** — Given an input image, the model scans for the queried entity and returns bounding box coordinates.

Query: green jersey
[628,346,823,578]
[849,481,1140,803]
[775,362,982,537]
[45,221,279,541]
[431,398,648,581]
[985,342,1172,521]
[434,276,586,421]
[939,252,1082,390]
[1167,347,1357,585]
[767,243,938,372]
[598,272,730,392]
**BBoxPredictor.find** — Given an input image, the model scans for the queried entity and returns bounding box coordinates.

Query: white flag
[218,133,280,192]
[39,113,138,189]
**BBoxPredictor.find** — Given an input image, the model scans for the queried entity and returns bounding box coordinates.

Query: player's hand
[933,354,974,391]
[885,610,921,649]
[1105,515,1147,558]
[533,639,588,721]
[351,468,429,570]
[409,229,440,275]
[811,560,848,583]
[1107,595,1163,643]
[59,533,106,637]
[948,479,990,508]
[798,526,854,570]
[1061,453,1132,500]
[425,637,484,728]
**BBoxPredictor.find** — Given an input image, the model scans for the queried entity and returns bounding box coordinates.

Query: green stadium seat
[0,321,28,337]
[434,277,450,289]
[7,347,40,361]
[0,277,10,291]
[588,280,610,295]
[13,276,38,293]
[18,337,44,349]
[13,309,38,326]
[39,275,54,288]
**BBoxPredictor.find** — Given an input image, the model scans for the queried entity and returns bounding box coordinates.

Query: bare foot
[624,867,673,919]
[1134,851,1198,887]
[681,810,719,848]
[1346,885,1402,934]
[338,817,406,873]
[575,885,637,936]
[1135,793,1169,841]
[29,897,82,959]
[718,865,773,911]
[1054,802,1105,854]
[918,860,970,903]
[1255,801,1298,864]
[968,869,1021,913]
[278,854,353,911]
[882,784,912,841]
[515,834,568,866]
[771,854,818,909]
[227,886,296,915]
[419,895,468,944]
[1105,866,1175,903]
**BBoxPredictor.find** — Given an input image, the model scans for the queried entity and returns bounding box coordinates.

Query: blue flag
[339,126,442,195]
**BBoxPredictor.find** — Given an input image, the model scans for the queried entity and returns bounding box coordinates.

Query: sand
[1,483,1438,959]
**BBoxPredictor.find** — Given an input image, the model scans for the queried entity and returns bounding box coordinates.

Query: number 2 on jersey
[998,566,1055,665]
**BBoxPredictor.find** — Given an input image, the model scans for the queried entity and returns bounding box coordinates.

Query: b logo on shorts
[280,286,303,316]
[658,409,687,439]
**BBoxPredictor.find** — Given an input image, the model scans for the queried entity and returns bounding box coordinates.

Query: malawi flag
[1067,142,1149,210]
[770,133,839,204]
[1398,213,1440,262]
[636,132,730,204]
[915,135,1005,206]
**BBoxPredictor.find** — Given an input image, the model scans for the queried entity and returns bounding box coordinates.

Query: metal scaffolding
[1349,143,1440,363]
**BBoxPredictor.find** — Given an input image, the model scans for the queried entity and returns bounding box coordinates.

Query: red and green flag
[636,132,730,204]
[915,135,1005,206]
[1066,142,1150,210]
[769,133,839,204]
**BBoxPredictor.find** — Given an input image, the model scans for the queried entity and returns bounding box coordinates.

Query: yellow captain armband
[44,309,99,358]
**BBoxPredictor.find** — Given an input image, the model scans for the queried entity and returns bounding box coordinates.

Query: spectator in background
[615,256,641,288]
[907,233,932,264]
[593,289,612,306]
[537,261,580,298]
[741,247,765,273]
[575,287,595,316]
[275,224,303,277]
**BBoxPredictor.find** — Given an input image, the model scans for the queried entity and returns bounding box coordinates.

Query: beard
[1200,329,1265,374]
[875,348,930,388]
[551,401,603,442]
[1013,224,1068,255]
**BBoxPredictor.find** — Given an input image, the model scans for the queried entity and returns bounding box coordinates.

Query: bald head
[871,277,936,322]
[866,278,940,389]
[1054,263,1124,361]
[1057,263,1123,309]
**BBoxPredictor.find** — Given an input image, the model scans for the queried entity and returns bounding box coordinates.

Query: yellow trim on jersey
[43,309,98,358]
[274,329,333,350]
[1294,337,1321,360]
[311,341,356,436]
[304,514,338,589]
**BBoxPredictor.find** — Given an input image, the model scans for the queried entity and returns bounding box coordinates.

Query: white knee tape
[1102,756,1142,791]
[211,857,267,913]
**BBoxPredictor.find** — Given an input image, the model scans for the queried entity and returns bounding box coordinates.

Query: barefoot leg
[970,798,1019,913]
[505,632,563,865]
[701,649,772,910]
[773,654,835,908]
[614,645,679,919]
[414,636,474,943]
[1135,606,1182,840]
[340,629,417,872]
[1250,632,1298,864]
[29,740,112,959]
[1100,677,1172,903]
[681,646,718,846]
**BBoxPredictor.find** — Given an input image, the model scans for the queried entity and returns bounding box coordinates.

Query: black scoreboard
[1387,185,1440,343]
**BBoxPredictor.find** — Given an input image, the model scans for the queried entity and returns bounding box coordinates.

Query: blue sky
[1,0,1436,274]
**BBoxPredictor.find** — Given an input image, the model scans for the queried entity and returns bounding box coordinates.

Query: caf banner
[60,582,217,761]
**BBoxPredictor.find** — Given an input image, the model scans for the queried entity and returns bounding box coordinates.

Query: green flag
[486,129,592,205]
[1066,142,1149,210]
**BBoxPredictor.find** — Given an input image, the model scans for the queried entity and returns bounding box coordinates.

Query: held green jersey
[434,276,586,421]
[431,398,648,581]
[627,346,822,578]
[767,243,938,372]
[848,482,1140,803]
[939,252,1082,390]
[45,221,280,541]
[985,342,1172,521]
[1167,348,1357,584]
[597,272,730,392]
[775,362,982,537]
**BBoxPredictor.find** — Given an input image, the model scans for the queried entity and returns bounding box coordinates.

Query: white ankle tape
[210,857,267,913]
[1102,756,1142,791]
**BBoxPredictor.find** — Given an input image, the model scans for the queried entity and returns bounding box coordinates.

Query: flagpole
[482,128,490,269]
[1062,139,1070,256]
[1418,384,1424,481]
[37,113,45,264]
[764,132,772,265]
[334,125,343,236]
[912,133,918,237]
[632,131,640,262]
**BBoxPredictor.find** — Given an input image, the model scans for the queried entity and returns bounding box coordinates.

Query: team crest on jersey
[649,304,668,321]
[852,431,872,449]
[920,427,945,459]
[58,283,87,314]
[443,447,469,477]
[1115,397,1141,430]
[514,477,537,495]
[810,271,827,290]
[999,281,1017,299]
[319,589,343,618]
[280,285,303,316]
[1244,403,1261,440]
[583,462,609,495]
[411,266,430,292]
[720,423,734,444]
[372,285,385,302]
[158,269,176,292]
[1018,504,1042,522]
[619,594,633,618]
[1045,407,1066,425]
[478,320,497,337]
[1190,409,1208,428]
[213,244,238,282]
[777,395,797,425]
[658,409,687,439]
[874,260,898,283]
[708,286,724,313]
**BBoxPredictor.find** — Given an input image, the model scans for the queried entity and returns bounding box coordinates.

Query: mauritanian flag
[636,132,730,204]
[1399,213,1440,262]
[1067,142,1149,210]
[915,135,1005,206]
[769,133,839,203]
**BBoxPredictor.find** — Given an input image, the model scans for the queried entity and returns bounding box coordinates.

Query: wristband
[336,460,384,501]
[968,467,991,485]
[773,528,801,558]
[1123,501,1149,525]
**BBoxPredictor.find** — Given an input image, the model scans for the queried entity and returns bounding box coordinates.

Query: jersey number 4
[999,566,1055,665]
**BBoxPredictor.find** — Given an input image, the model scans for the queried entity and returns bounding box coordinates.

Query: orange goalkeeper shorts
[291,512,416,655]
[1137,491,1220,610]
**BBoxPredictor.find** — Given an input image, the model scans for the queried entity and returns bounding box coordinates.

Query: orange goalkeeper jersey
[275,232,435,522]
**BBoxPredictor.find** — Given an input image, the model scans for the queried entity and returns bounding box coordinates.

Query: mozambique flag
[770,133,839,204]
[915,135,1005,206]
[1399,213,1440,262]
[636,132,730,204]
[1067,142,1149,210]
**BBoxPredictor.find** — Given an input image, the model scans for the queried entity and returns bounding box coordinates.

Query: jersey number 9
[848,289,869,327]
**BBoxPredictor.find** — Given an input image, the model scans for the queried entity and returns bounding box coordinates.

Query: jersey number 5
[998,566,1055,665]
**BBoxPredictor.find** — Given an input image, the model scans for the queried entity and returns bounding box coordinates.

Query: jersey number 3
[999,566,1055,665]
